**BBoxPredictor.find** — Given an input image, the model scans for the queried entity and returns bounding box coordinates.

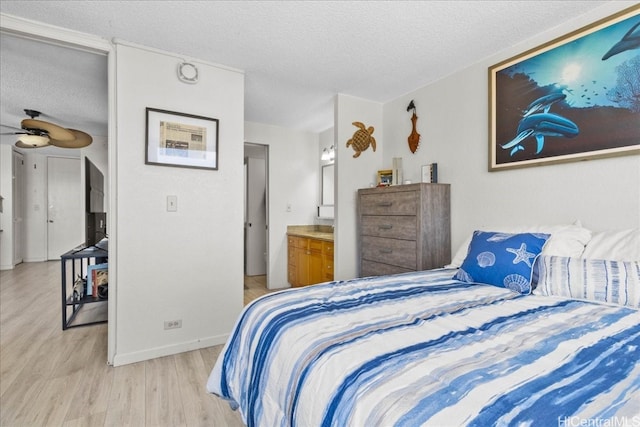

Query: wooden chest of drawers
[357,183,450,277]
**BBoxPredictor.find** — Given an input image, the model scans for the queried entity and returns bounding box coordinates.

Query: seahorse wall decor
[346,122,376,158]
[407,100,420,153]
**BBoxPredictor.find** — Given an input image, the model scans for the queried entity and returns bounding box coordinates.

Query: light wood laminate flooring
[0,261,271,426]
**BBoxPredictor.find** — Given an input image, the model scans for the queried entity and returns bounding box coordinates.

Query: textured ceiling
[0,0,618,153]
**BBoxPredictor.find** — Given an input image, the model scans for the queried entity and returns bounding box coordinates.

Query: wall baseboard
[111,333,229,367]
[23,257,47,263]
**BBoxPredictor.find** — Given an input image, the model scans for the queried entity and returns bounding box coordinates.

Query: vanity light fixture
[178,62,199,84]
[321,145,336,162]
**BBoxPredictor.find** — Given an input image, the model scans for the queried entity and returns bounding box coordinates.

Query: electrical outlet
[164,319,182,330]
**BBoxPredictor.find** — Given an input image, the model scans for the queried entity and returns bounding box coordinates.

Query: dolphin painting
[522,93,567,117]
[602,21,640,60]
[502,113,579,156]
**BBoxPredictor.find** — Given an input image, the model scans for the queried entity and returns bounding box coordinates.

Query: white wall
[334,94,383,280]
[112,42,245,365]
[245,121,319,289]
[382,1,640,257]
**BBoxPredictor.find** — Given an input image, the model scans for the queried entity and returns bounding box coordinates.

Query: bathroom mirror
[321,164,334,206]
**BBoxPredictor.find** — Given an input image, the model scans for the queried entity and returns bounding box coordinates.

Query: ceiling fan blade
[49,129,93,148]
[21,118,75,141]
[1,123,29,133]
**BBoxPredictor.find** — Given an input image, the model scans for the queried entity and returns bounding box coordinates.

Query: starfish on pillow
[506,243,536,267]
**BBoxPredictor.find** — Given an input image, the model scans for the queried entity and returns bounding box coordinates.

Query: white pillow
[581,229,640,262]
[533,255,640,308]
[447,223,592,268]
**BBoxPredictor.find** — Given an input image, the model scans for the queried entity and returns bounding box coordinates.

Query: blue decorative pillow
[453,231,550,294]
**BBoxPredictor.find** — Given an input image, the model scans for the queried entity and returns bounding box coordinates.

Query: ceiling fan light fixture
[22,118,75,141]
[18,134,50,147]
[7,109,94,150]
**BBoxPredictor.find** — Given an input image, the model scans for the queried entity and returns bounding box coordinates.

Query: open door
[244,144,268,277]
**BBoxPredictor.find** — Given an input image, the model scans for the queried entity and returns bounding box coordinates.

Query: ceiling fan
[1,109,93,149]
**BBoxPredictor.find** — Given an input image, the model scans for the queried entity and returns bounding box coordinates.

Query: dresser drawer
[308,238,323,253]
[361,236,417,270]
[360,215,417,240]
[289,235,307,249]
[361,259,413,277]
[323,241,334,256]
[359,191,417,216]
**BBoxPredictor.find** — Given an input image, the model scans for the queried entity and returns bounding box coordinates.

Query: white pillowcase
[533,255,640,308]
[447,223,592,268]
[581,229,640,262]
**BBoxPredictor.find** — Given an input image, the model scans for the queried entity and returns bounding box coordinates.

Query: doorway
[0,19,113,361]
[244,143,268,284]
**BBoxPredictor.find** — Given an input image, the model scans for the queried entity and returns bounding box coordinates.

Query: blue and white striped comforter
[207,269,640,426]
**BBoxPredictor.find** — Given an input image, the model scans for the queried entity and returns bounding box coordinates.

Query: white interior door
[245,157,267,276]
[47,157,83,259]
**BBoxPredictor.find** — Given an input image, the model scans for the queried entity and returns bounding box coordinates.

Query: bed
[207,225,640,426]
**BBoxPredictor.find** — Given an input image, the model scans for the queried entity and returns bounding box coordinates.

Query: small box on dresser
[357,183,451,277]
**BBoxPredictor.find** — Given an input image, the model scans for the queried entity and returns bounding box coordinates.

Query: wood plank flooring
[0,261,271,427]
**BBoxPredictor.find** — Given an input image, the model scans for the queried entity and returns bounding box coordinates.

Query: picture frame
[377,169,393,186]
[145,107,219,170]
[489,5,640,171]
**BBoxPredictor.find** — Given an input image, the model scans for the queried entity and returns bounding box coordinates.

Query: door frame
[1,14,117,365]
[243,142,269,285]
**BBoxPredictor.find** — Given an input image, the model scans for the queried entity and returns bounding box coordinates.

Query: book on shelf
[421,163,438,183]
[86,263,108,297]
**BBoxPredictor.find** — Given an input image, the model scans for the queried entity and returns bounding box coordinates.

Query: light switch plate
[167,195,177,212]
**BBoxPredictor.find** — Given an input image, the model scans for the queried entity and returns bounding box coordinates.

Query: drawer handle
[379,248,393,254]
[378,224,393,230]
[377,202,393,207]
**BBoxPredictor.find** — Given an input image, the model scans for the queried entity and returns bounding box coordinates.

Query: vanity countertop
[287,225,334,242]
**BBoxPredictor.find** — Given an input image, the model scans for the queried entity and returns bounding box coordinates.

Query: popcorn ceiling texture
[1,0,612,140]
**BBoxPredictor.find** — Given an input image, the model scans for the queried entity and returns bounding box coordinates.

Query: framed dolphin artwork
[489,4,639,171]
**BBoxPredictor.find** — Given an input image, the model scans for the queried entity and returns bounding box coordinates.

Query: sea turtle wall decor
[346,122,376,158]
